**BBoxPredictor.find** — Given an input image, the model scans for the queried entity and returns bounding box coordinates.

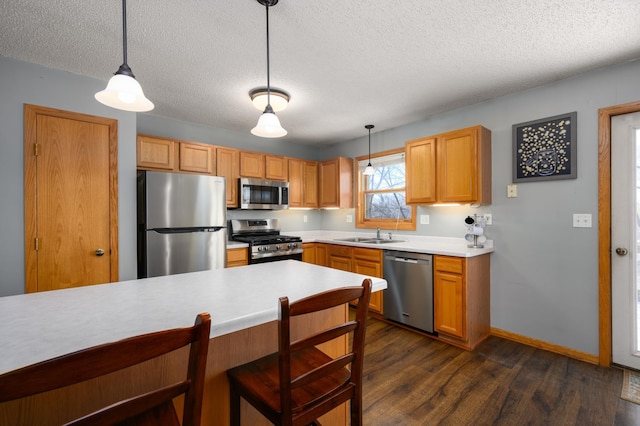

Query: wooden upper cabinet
[137,134,178,171]
[288,158,318,208]
[216,146,239,208]
[319,157,354,208]
[406,125,491,205]
[239,151,265,178]
[179,141,215,174]
[437,126,491,204]
[405,136,436,204]
[265,155,288,181]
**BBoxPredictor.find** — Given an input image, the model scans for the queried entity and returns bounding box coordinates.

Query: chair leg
[229,383,241,426]
[350,397,362,426]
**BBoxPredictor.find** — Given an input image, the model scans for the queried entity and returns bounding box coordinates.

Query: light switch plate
[573,213,592,228]
[346,215,353,223]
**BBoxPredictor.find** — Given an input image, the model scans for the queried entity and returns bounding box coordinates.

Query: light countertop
[294,230,494,257]
[0,261,386,375]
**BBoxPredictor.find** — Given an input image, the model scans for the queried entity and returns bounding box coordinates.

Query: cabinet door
[434,255,466,340]
[265,155,288,181]
[180,142,214,174]
[303,161,319,208]
[302,243,316,264]
[226,248,248,268]
[239,151,265,178]
[216,147,239,208]
[405,136,436,204]
[288,159,304,207]
[137,135,177,171]
[437,128,478,203]
[315,243,327,266]
[319,157,353,208]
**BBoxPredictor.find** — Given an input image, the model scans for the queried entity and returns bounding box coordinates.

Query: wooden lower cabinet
[352,248,383,314]
[302,242,327,266]
[434,254,490,350]
[226,247,248,268]
[324,244,383,314]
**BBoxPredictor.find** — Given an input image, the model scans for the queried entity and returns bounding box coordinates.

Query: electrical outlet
[420,215,430,225]
[346,214,353,223]
[507,184,518,198]
[573,213,592,228]
[303,215,308,223]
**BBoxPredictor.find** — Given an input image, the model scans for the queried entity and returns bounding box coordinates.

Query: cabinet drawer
[328,244,352,258]
[435,256,463,274]
[353,247,381,263]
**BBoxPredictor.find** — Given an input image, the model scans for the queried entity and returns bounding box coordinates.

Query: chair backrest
[0,312,211,426]
[278,279,372,424]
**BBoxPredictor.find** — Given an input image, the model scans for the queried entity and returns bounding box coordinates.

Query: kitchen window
[356,148,416,230]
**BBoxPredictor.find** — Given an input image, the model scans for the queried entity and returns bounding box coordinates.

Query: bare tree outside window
[357,149,415,230]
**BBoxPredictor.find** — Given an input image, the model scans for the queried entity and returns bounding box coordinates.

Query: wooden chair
[227,279,372,426]
[0,312,211,426]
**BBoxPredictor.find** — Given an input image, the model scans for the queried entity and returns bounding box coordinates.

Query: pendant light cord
[265,3,271,108]
[122,0,128,65]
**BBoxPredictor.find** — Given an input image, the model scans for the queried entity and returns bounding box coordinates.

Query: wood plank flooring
[361,317,640,425]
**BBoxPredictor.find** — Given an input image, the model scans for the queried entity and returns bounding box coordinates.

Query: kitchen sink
[333,237,406,244]
[333,237,373,243]
[361,239,406,244]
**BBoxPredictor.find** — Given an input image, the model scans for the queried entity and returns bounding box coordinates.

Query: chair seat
[228,346,352,415]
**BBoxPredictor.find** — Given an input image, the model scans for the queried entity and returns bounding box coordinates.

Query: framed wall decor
[512,111,577,182]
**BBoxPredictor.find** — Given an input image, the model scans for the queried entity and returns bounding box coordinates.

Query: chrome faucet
[376,227,380,239]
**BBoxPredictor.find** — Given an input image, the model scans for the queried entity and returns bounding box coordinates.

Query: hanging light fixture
[249,87,290,112]
[95,0,154,112]
[251,0,287,138]
[363,124,375,176]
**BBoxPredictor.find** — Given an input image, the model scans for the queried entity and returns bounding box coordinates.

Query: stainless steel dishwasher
[383,250,434,333]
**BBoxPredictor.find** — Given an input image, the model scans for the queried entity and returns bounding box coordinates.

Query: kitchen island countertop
[0,260,386,375]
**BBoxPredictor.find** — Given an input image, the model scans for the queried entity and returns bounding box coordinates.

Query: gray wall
[3,54,640,357]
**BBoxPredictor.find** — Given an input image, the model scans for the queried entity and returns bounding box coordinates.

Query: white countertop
[295,230,494,257]
[0,261,386,375]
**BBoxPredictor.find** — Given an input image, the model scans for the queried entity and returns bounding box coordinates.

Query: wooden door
[24,105,118,293]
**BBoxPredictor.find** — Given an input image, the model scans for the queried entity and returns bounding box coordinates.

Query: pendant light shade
[95,0,153,112]
[363,124,375,176]
[252,0,287,138]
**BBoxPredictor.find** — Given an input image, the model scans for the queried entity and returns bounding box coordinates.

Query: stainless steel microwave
[238,178,289,210]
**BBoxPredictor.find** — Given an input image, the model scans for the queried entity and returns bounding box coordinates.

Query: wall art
[512,111,577,182]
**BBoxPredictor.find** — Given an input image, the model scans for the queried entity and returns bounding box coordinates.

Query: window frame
[355,148,416,230]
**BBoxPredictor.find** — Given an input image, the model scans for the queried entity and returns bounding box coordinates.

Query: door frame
[598,100,640,366]
[24,104,119,293]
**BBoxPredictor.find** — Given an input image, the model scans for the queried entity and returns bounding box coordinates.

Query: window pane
[365,164,406,191]
[365,192,412,219]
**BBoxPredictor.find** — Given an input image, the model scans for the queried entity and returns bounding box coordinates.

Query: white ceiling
[2,0,640,146]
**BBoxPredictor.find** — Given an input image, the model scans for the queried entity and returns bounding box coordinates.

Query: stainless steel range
[229,219,303,264]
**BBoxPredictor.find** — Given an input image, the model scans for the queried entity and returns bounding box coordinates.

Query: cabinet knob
[95,248,105,257]
[616,247,629,256]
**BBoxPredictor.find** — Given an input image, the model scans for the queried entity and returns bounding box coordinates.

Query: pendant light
[95,0,154,112]
[363,124,375,176]
[251,0,287,138]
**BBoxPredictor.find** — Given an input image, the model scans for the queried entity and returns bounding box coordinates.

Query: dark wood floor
[361,316,640,425]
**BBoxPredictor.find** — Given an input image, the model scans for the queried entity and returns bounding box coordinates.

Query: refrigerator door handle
[152,227,226,234]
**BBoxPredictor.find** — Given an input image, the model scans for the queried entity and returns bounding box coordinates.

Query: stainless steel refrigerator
[137,171,227,278]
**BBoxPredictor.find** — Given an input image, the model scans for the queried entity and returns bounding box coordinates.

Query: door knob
[95,248,105,257]
[616,247,629,256]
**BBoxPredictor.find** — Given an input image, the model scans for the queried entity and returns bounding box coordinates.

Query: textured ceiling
[2,0,640,146]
